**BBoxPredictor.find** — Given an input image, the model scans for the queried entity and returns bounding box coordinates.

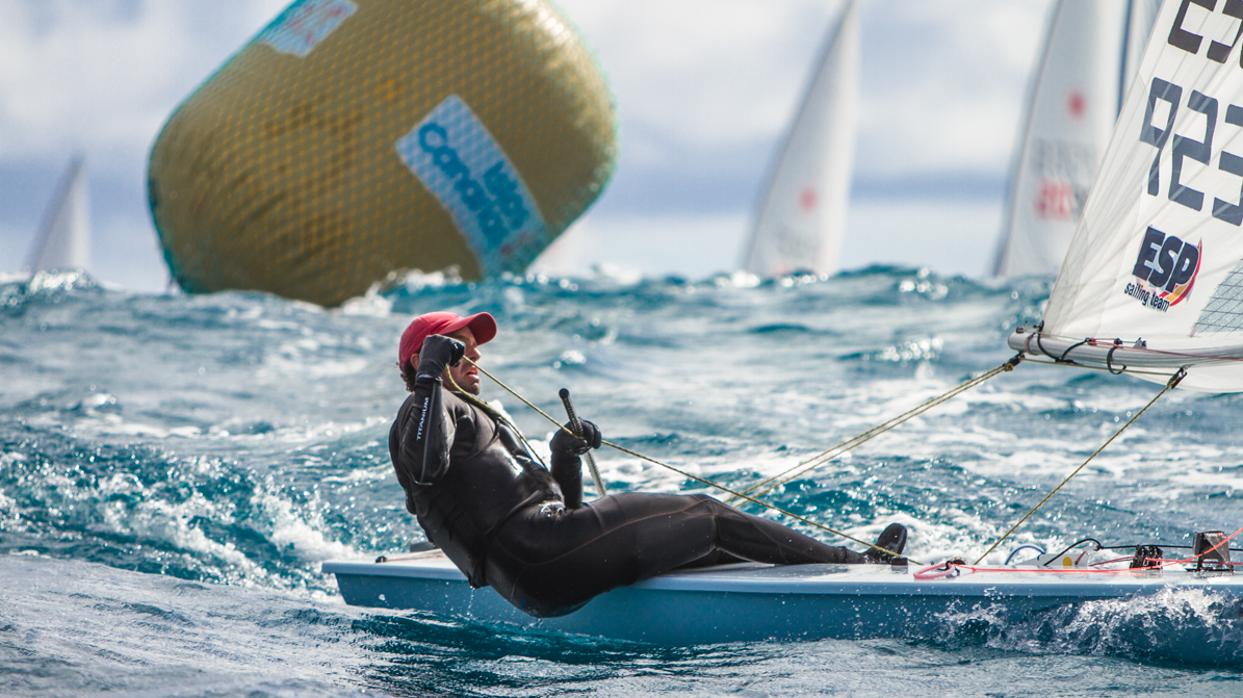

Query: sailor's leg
[487,492,863,616]
[676,549,749,568]
[698,495,867,564]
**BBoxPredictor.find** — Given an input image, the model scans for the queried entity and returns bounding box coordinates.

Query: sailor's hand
[415,334,465,383]
[551,419,601,456]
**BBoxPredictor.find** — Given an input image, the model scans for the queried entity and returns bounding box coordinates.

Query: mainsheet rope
[458,357,918,562]
[729,353,1024,504]
[972,367,1187,565]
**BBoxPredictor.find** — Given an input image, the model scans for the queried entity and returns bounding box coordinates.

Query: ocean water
[2,266,1242,696]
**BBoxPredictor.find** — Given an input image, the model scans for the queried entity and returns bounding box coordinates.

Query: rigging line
[461,357,916,563]
[1056,339,1090,363]
[738,357,1016,499]
[443,367,549,470]
[461,357,576,437]
[731,353,1024,504]
[972,367,1187,565]
[599,436,920,564]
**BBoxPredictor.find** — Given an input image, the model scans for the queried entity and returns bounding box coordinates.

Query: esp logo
[1131,227,1202,304]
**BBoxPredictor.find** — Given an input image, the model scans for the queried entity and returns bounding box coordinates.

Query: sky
[0,0,1054,291]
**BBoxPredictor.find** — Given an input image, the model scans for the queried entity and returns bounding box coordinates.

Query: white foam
[254,489,358,562]
[319,464,391,484]
[102,492,264,580]
[81,412,202,439]
[339,286,394,317]
[0,487,17,522]
[554,349,587,368]
[0,451,26,466]
[260,416,388,445]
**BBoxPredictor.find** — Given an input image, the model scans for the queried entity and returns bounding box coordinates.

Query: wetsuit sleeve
[550,451,583,509]
[395,379,457,485]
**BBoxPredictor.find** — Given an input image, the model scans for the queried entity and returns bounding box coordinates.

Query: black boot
[863,523,907,565]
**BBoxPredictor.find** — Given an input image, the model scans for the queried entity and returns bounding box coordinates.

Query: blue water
[2,267,1242,695]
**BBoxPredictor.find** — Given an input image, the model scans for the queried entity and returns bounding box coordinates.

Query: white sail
[25,156,90,272]
[1123,1,1163,89]
[741,0,857,277]
[1010,0,1243,392]
[994,1,1159,277]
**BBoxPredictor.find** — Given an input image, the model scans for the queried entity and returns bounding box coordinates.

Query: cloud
[557,0,833,150]
[856,1,1049,176]
[0,0,1052,184]
[0,0,286,173]
[557,0,1051,180]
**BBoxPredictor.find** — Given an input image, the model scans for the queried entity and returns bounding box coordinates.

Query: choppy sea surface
[2,266,1242,696]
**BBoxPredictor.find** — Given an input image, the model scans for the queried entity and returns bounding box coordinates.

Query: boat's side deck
[323,551,1243,598]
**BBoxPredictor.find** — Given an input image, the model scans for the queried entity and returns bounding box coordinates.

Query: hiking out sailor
[388,310,908,618]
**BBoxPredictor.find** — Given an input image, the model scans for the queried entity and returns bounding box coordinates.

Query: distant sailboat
[992,0,1159,277]
[740,0,858,277]
[24,156,90,273]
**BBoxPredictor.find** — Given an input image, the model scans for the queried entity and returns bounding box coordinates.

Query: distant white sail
[993,0,1159,277]
[1010,0,1243,392]
[741,0,857,276]
[25,156,90,272]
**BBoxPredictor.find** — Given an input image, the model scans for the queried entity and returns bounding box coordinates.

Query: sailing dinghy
[24,156,90,273]
[739,0,857,277]
[326,2,1243,647]
[324,547,1243,646]
[993,0,1160,277]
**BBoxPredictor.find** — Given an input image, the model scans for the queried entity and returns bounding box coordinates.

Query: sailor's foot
[863,523,907,565]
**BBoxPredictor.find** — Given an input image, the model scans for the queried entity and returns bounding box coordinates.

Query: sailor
[389,310,908,618]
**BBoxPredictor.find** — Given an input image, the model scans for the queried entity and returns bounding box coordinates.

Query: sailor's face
[446,327,482,394]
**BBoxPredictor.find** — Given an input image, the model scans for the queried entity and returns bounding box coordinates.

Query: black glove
[415,334,465,384]
[550,419,601,456]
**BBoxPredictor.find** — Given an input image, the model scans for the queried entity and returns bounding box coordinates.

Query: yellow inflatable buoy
[149,0,616,306]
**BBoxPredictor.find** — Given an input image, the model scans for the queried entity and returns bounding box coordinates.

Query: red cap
[398,311,497,367]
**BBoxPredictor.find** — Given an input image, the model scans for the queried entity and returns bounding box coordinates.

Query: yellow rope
[461,357,917,563]
[731,354,1022,504]
[972,368,1186,565]
[443,367,548,468]
[461,358,573,436]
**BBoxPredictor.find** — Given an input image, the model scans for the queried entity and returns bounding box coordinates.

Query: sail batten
[1020,0,1243,392]
[741,0,857,277]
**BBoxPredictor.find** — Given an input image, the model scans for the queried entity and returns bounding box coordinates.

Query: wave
[3,264,1240,675]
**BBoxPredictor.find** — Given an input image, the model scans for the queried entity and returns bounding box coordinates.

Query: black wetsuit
[389,381,866,618]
